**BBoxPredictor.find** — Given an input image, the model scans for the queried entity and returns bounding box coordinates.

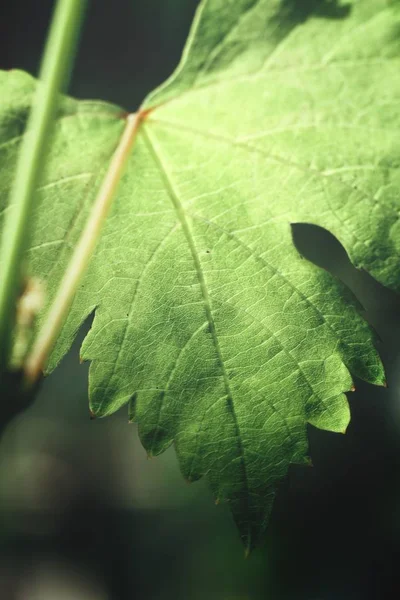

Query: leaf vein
[142,122,251,535]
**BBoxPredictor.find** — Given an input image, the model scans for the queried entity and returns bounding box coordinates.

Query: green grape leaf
[1,0,399,549]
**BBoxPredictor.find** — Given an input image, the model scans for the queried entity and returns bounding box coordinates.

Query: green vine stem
[0,0,87,374]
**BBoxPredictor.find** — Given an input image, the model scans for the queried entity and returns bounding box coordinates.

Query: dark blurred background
[1,1,400,598]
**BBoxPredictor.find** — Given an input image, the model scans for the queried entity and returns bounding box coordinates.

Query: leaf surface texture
[1,0,398,547]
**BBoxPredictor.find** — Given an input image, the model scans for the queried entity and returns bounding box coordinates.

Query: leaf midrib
[141,121,251,542]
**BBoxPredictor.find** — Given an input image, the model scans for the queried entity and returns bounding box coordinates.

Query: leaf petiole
[24,111,144,384]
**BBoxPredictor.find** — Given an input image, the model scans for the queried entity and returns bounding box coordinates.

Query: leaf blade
[1,0,396,548]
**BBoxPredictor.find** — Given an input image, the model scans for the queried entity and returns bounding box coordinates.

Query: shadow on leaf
[277,0,351,24]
